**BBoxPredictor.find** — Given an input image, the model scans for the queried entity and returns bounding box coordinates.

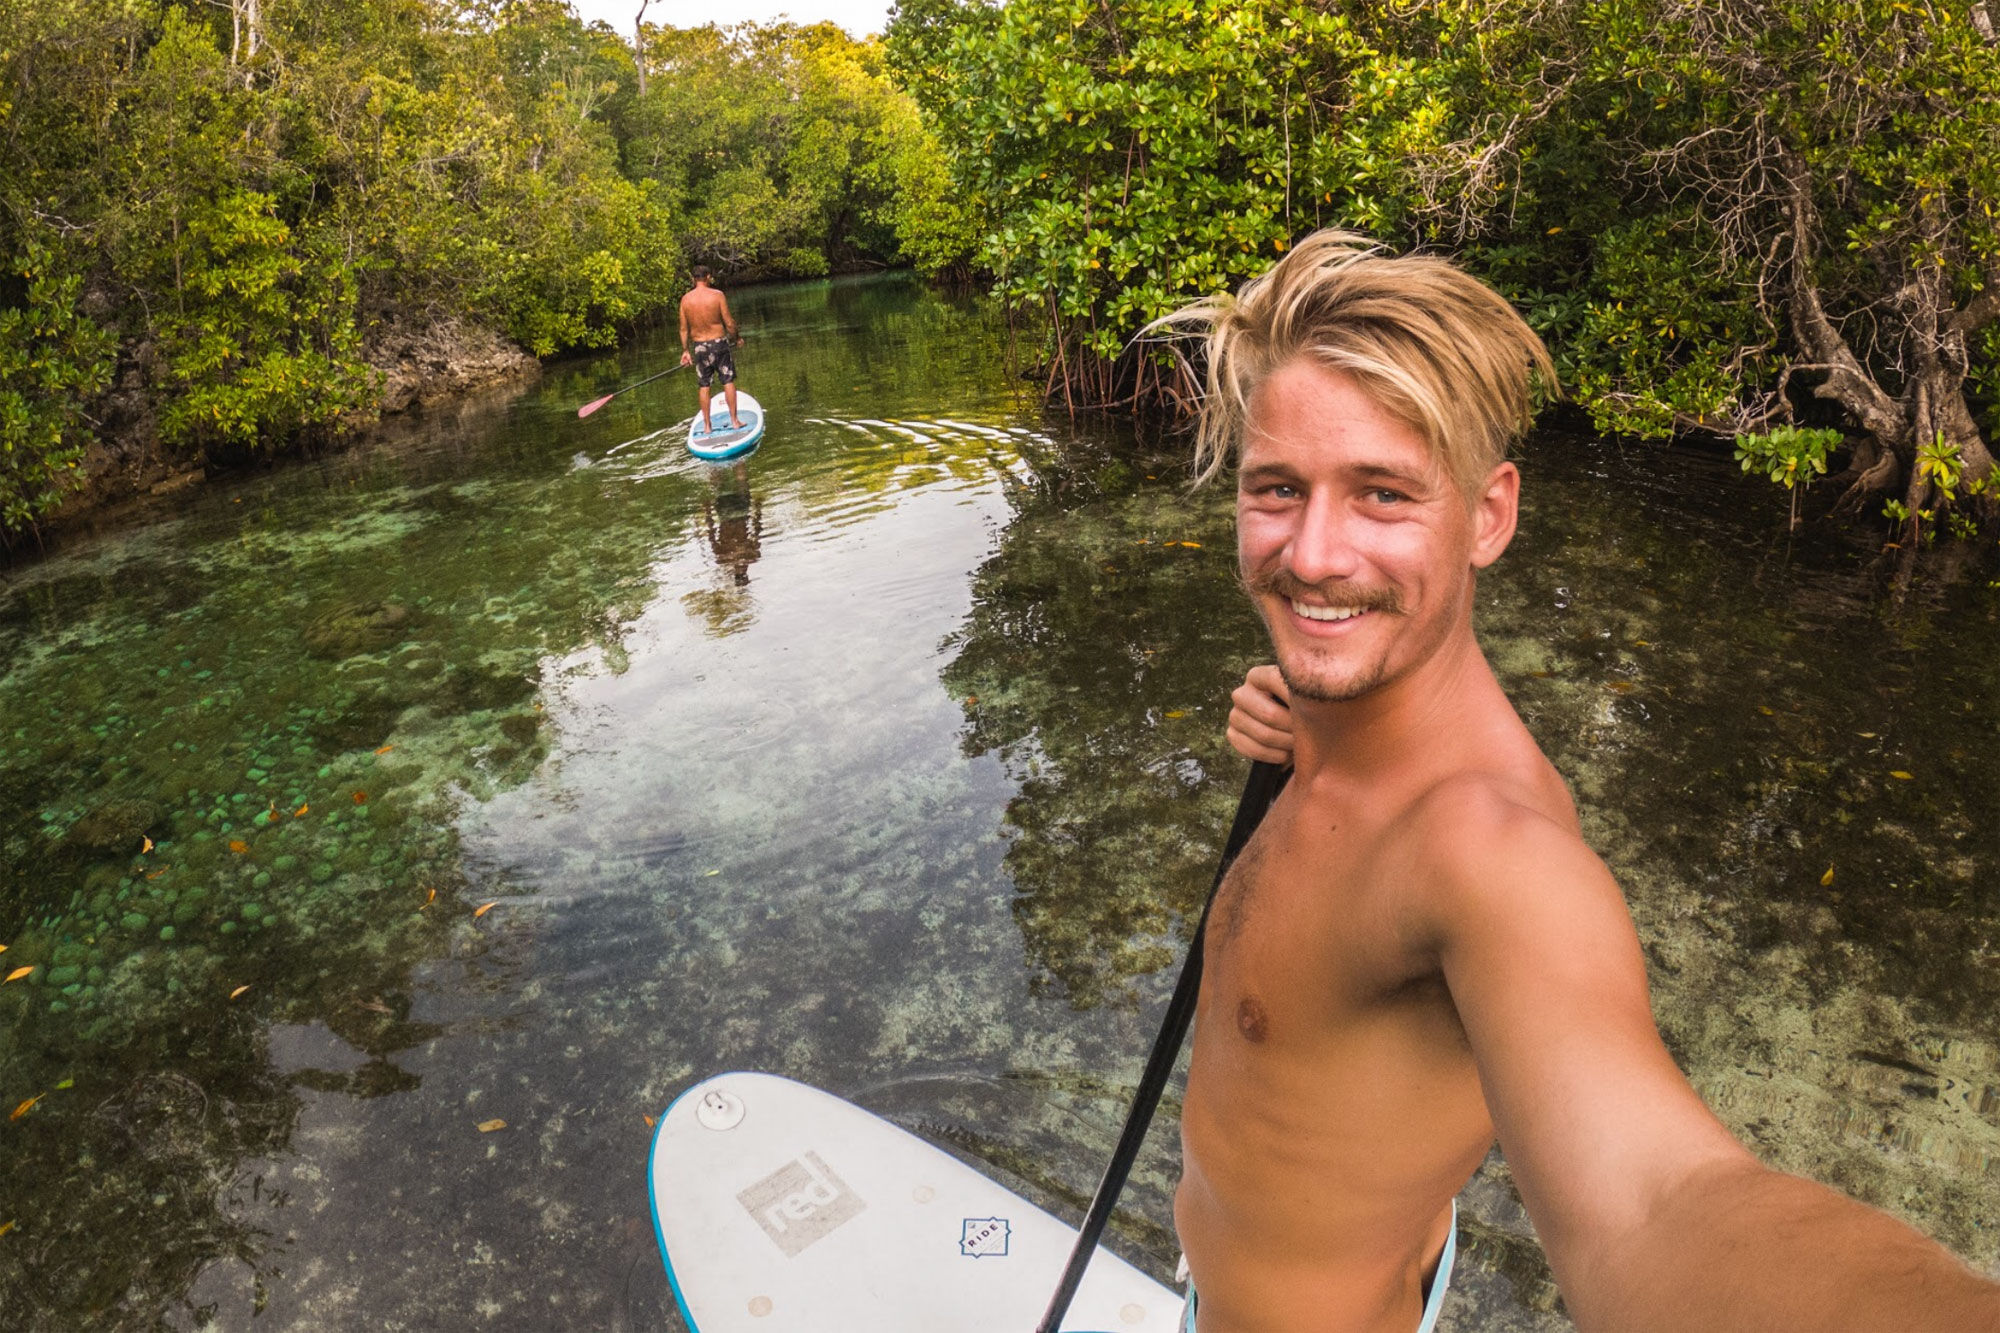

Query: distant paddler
[679,265,746,435]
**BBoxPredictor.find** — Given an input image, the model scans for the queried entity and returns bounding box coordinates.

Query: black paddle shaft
[1033,759,1290,1333]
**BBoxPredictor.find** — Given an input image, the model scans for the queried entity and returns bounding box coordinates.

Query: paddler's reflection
[702,460,764,587]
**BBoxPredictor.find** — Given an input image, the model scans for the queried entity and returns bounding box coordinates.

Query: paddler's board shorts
[1178,1201,1458,1333]
[691,337,736,387]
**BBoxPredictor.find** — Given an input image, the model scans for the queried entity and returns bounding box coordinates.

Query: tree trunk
[1782,153,1998,525]
[635,1,651,98]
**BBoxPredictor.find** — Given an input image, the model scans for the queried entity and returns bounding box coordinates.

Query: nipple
[1236,996,1269,1043]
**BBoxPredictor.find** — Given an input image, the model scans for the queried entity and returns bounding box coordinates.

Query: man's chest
[1204,810,1446,1038]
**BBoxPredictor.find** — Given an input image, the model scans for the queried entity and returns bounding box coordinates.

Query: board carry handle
[1033,759,1290,1333]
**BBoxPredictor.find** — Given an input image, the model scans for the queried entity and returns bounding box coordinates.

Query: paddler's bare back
[1178,755,1578,1332]
[680,285,732,342]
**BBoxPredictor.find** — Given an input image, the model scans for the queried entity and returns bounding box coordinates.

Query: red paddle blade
[576,392,616,419]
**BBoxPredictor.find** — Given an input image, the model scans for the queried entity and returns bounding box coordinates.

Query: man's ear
[1470,461,1519,569]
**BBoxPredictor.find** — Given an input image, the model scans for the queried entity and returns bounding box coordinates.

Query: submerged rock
[63,799,164,856]
[304,602,414,659]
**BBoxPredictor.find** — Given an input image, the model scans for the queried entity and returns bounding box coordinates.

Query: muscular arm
[1429,797,2000,1331]
[719,293,738,343]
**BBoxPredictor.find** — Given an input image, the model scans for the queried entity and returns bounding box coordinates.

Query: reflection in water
[705,463,766,588]
[941,457,1260,1008]
[1,276,1995,1330]
[682,460,768,637]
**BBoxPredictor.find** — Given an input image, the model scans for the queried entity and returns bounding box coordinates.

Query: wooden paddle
[576,363,686,419]
[1034,759,1291,1333]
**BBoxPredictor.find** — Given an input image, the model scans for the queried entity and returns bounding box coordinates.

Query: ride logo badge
[737,1152,866,1257]
[959,1216,1011,1258]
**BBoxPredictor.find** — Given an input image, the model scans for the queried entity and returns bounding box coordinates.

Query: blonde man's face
[1236,359,1517,702]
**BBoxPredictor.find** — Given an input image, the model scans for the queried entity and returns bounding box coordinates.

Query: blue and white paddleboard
[687,390,766,461]
[649,1072,1181,1332]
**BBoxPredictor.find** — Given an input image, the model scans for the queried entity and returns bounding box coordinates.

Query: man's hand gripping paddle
[1034,759,1291,1333]
[575,362,687,419]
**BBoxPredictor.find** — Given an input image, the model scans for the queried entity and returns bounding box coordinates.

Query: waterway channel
[1,274,1996,1329]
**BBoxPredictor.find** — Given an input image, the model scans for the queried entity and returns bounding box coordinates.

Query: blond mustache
[1243,568,1403,616]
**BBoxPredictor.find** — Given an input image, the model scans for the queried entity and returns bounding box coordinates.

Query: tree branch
[1780,154,1908,446]
[1945,269,2000,337]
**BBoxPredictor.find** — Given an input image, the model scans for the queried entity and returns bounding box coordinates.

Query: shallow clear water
[1,274,1995,1329]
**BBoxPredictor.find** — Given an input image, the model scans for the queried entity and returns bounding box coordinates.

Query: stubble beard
[1242,567,1405,704]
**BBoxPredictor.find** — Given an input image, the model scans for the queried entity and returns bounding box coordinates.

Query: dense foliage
[889,0,2000,569]
[638,21,969,279]
[0,1,942,546]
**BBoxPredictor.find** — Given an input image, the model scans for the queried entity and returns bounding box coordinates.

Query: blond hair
[1159,231,1556,496]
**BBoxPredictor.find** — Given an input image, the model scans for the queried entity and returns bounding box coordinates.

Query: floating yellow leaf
[423,887,436,908]
[1547,226,1563,235]
[146,867,169,880]
[229,985,251,1000]
[54,1078,72,1090]
[11,1095,41,1121]
[1608,681,1637,694]
[477,1118,507,1133]
[643,1114,657,1128]
[1858,732,1877,739]
[1164,710,1187,718]
[1632,639,1650,647]
[375,745,394,755]
[1890,770,1914,780]
[141,836,153,854]
[1757,705,1775,715]
[0,944,7,953]
[0,1220,14,1237]
[1820,867,1835,886]
[352,791,367,805]
[473,901,498,918]
[294,803,309,817]
[5,966,31,983]
[1180,541,1203,549]
[229,840,248,853]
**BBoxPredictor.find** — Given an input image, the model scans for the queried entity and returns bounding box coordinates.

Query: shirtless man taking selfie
[1170,230,2000,1332]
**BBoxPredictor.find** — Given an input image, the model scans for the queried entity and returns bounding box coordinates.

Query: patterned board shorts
[691,337,736,387]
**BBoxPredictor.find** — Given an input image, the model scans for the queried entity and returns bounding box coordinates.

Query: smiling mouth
[1290,601,1370,623]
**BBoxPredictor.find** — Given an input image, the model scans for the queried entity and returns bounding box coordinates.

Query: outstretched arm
[1431,800,2000,1331]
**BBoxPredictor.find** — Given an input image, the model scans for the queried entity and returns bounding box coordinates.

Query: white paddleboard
[688,390,766,460]
[649,1072,1181,1333]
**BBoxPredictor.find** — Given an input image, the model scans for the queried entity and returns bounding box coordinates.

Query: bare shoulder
[1400,769,1627,949]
